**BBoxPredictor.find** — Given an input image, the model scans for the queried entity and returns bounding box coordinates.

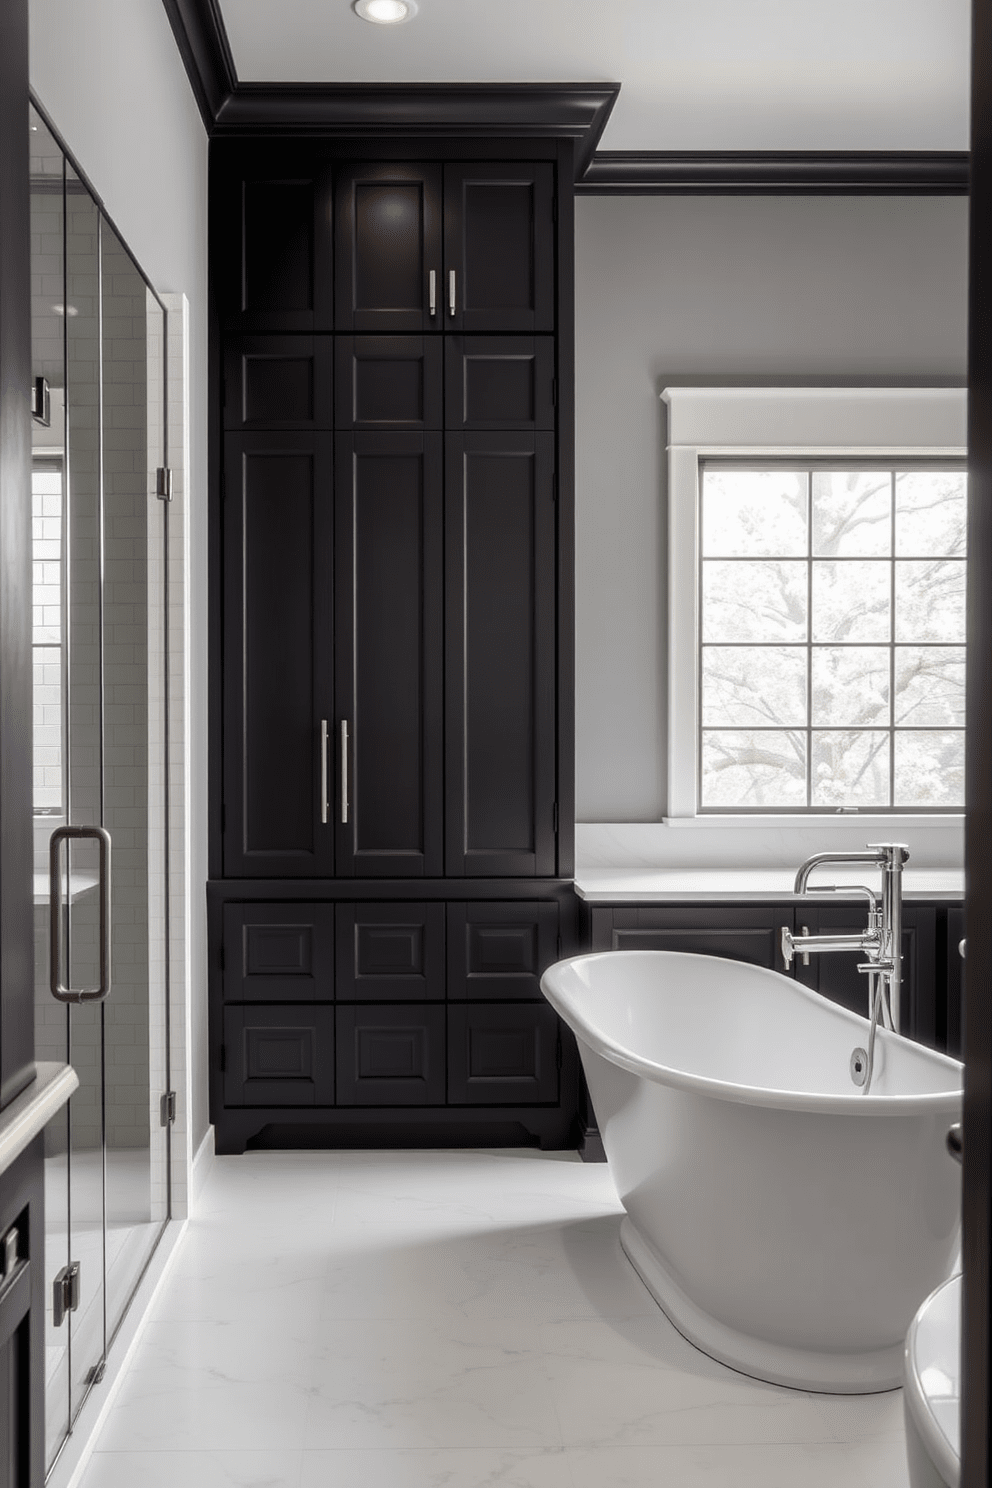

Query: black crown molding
[160,0,968,194]
[578,150,970,196]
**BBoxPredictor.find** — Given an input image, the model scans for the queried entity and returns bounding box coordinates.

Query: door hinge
[156,467,173,502]
[552,802,559,834]
[52,1262,81,1328]
[161,1090,177,1127]
[86,1359,107,1386]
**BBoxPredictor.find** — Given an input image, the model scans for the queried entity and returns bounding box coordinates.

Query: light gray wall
[29,0,211,1149]
[574,193,970,822]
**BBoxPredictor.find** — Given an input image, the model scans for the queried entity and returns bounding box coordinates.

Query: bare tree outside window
[698,465,966,810]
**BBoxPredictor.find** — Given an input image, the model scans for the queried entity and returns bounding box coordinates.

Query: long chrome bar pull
[448,269,456,316]
[428,269,436,317]
[320,719,329,824]
[49,825,112,1004]
[341,720,349,825]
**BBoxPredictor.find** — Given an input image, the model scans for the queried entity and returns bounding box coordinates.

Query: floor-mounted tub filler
[541,948,962,1393]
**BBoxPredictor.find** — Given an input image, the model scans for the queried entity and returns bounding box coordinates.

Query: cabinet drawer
[445,338,555,432]
[335,336,442,430]
[224,336,332,430]
[447,1003,560,1105]
[336,1004,445,1105]
[447,902,558,999]
[223,903,334,1002]
[223,1005,335,1107]
[335,903,445,1001]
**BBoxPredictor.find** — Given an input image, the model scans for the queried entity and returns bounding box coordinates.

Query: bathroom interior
[0,1,986,1487]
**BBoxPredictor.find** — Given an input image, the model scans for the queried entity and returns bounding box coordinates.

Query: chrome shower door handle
[341,720,349,824]
[428,269,437,317]
[448,269,456,316]
[320,719,329,824]
[49,825,112,1004]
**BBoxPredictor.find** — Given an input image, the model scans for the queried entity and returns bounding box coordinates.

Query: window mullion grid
[806,469,812,809]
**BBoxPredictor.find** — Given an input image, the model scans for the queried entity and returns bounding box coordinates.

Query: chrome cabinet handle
[448,269,456,316]
[49,825,112,1004]
[320,719,329,824]
[428,269,436,317]
[341,720,349,824]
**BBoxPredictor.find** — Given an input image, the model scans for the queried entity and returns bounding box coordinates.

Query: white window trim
[662,385,968,826]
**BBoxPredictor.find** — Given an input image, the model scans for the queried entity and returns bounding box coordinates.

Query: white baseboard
[191,1123,215,1209]
[48,1217,188,1488]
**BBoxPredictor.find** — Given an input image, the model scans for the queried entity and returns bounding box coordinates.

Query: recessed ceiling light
[353,0,418,23]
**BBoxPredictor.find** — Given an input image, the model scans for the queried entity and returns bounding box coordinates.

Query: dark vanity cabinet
[210,138,577,1153]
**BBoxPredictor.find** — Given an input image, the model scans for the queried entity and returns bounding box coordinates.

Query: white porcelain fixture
[904,1272,961,1488]
[541,950,963,1393]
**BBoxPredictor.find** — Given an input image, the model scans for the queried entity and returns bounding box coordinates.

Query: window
[32,455,64,816]
[664,388,968,819]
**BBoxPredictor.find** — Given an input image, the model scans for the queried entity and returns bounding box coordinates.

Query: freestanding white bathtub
[541,950,962,1393]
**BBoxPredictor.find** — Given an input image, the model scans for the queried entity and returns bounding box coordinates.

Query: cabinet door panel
[445,433,556,876]
[335,164,442,333]
[223,903,334,1002]
[447,902,558,1000]
[946,906,964,1057]
[448,1004,560,1104]
[224,336,332,431]
[335,433,444,876]
[335,336,442,430]
[223,434,334,876]
[217,165,333,331]
[336,902,445,1001]
[443,163,555,333]
[336,1004,445,1105]
[445,337,554,432]
[600,907,787,971]
[223,1005,335,1106]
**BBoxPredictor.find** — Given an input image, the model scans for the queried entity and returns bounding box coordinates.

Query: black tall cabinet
[209,137,578,1154]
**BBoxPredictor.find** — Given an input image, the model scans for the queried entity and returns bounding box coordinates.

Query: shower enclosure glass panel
[30,103,173,1473]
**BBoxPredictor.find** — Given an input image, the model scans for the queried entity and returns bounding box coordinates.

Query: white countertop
[574,867,965,903]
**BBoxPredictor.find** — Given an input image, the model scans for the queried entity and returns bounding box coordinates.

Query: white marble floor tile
[541,1314,834,1447]
[566,1440,900,1488]
[95,1319,316,1453]
[811,1386,907,1443]
[298,1448,575,1488]
[305,1317,563,1450]
[79,1449,304,1488]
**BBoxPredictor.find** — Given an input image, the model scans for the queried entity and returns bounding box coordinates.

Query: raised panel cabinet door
[222,903,335,1002]
[224,336,333,431]
[223,1005,335,1106]
[215,159,333,331]
[443,163,555,333]
[793,904,936,1041]
[334,336,443,431]
[335,163,442,333]
[335,433,444,876]
[447,902,559,1000]
[445,337,555,432]
[223,434,335,877]
[445,432,556,876]
[447,1003,560,1105]
[336,1003,445,1105]
[335,902,445,1001]
[606,906,788,972]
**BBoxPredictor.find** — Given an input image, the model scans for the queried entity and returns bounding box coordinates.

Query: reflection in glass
[702,561,807,642]
[811,561,890,643]
[701,647,806,727]
[811,647,889,727]
[811,731,890,808]
[701,730,806,808]
[812,470,891,556]
[701,469,807,556]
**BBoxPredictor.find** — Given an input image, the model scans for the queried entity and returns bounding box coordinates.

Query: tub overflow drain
[850,1048,868,1087]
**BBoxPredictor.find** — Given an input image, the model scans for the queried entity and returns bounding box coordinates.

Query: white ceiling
[218,0,971,152]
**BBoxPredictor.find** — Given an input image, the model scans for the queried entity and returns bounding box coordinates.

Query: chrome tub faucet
[781,843,910,1092]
